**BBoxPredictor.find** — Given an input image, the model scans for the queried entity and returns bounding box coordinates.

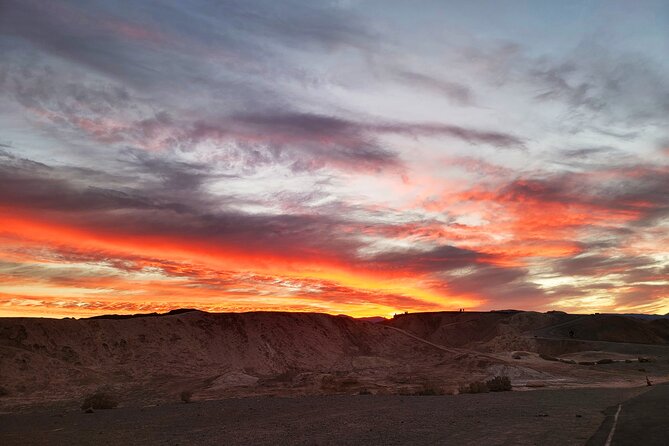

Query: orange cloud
[0,209,481,318]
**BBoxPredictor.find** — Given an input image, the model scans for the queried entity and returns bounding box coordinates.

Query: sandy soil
[0,387,649,446]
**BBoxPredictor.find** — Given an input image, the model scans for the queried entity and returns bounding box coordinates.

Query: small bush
[638,357,651,363]
[486,376,512,392]
[0,386,9,397]
[596,359,614,365]
[511,351,530,360]
[180,390,193,403]
[81,391,118,410]
[459,381,489,394]
[358,389,372,395]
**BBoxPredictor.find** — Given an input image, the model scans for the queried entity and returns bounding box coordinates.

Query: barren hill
[384,311,579,350]
[3,309,669,410]
[0,310,500,407]
[533,314,669,344]
[385,311,669,351]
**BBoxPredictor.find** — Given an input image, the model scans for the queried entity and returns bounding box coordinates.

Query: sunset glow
[1,0,668,317]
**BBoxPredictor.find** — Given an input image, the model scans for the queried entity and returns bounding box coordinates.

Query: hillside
[0,310,499,407]
[384,311,579,350]
[3,309,669,409]
[385,311,669,352]
[533,314,669,344]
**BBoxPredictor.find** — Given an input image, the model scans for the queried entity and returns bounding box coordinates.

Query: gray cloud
[553,254,658,278]
[531,47,669,127]
[0,0,376,89]
[393,70,473,105]
[365,245,488,273]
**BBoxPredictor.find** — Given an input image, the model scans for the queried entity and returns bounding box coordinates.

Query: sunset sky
[1,0,668,318]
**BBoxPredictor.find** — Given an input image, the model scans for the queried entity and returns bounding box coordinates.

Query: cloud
[2,61,525,171]
[0,150,550,313]
[460,40,669,135]
[553,254,658,278]
[0,0,376,88]
[530,46,669,127]
[225,111,525,171]
[364,245,488,273]
[393,70,473,105]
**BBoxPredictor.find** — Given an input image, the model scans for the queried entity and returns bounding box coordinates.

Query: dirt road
[587,383,669,446]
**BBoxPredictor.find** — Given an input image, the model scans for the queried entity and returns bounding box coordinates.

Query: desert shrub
[596,359,614,365]
[512,351,530,360]
[638,357,651,363]
[486,376,512,392]
[539,354,559,362]
[470,381,489,393]
[81,391,118,410]
[415,384,442,396]
[358,389,372,395]
[0,386,9,397]
[578,361,596,366]
[180,390,193,403]
[459,381,489,394]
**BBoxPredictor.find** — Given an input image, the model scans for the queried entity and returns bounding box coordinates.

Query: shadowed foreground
[587,383,669,446]
[0,387,647,446]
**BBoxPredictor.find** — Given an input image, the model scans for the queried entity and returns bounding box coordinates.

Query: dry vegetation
[81,390,118,410]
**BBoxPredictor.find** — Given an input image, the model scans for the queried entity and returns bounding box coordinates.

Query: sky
[0,0,668,318]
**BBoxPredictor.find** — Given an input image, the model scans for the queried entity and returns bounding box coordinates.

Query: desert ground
[0,387,655,446]
[2,310,669,444]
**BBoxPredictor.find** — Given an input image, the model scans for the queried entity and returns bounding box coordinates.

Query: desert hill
[532,314,669,344]
[0,310,502,407]
[385,311,669,351]
[384,311,578,350]
[2,309,669,410]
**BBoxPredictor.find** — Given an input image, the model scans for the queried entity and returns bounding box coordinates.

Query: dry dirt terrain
[0,387,650,445]
[1,310,669,444]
